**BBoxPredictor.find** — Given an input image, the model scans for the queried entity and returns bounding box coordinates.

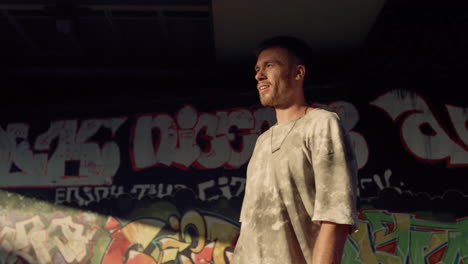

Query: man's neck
[275,103,310,125]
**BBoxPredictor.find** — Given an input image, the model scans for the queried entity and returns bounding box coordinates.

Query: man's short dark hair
[255,35,313,73]
[255,36,313,84]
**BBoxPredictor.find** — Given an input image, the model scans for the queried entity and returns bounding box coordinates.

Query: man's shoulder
[304,108,340,123]
[255,128,271,143]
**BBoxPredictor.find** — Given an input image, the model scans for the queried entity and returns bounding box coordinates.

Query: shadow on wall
[0,249,30,264]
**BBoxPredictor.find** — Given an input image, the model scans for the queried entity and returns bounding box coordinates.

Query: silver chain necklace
[271,106,309,153]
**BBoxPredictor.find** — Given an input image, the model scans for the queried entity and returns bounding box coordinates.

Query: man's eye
[267,63,273,67]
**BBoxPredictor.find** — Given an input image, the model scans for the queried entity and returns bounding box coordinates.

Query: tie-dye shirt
[232,108,358,264]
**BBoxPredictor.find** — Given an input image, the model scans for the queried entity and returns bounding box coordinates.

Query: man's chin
[259,96,273,107]
[260,100,273,107]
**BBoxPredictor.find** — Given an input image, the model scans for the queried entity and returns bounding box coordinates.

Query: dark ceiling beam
[5,67,217,81]
[103,9,124,50]
[67,22,84,55]
[0,4,209,11]
[157,10,169,46]
[0,0,209,4]
[1,9,40,52]
[0,4,43,9]
[87,5,209,11]
[50,4,85,55]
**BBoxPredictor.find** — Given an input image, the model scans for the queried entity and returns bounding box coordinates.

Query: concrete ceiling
[212,0,386,62]
[0,0,387,67]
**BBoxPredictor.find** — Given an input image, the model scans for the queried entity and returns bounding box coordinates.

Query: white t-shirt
[233,108,358,264]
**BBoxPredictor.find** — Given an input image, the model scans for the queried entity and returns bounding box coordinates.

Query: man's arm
[311,221,350,264]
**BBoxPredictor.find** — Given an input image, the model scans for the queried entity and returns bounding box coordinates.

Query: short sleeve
[310,113,358,232]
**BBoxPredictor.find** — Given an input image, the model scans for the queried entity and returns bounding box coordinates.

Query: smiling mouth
[259,85,269,93]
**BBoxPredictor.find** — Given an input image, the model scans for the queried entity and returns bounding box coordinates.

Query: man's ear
[295,65,306,80]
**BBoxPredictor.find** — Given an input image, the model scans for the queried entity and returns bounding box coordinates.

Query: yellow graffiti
[104,209,239,264]
[350,222,378,263]
[181,210,206,253]
[373,214,410,264]
[121,218,166,250]
[203,216,239,264]
[425,232,448,255]
[158,238,190,263]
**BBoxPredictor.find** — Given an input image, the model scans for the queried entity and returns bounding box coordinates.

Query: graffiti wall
[1,89,467,263]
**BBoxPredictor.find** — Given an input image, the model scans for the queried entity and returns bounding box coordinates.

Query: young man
[232,36,358,264]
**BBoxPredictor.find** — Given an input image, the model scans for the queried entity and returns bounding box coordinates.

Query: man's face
[254,47,297,108]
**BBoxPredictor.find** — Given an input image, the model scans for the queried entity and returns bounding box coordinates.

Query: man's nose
[255,70,266,81]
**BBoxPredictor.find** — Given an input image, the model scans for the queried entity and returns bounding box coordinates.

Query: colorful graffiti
[1,89,468,263]
[0,190,242,264]
[131,103,369,171]
[1,90,466,185]
[1,101,369,188]
[371,90,468,167]
[345,211,468,264]
[312,100,369,170]
[2,190,468,264]
[131,106,276,171]
[101,209,238,264]
[0,199,102,263]
[0,118,126,187]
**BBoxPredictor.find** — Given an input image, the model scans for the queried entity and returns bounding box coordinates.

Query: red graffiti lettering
[371,89,468,167]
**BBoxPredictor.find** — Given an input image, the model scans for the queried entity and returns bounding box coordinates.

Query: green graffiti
[344,210,468,264]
